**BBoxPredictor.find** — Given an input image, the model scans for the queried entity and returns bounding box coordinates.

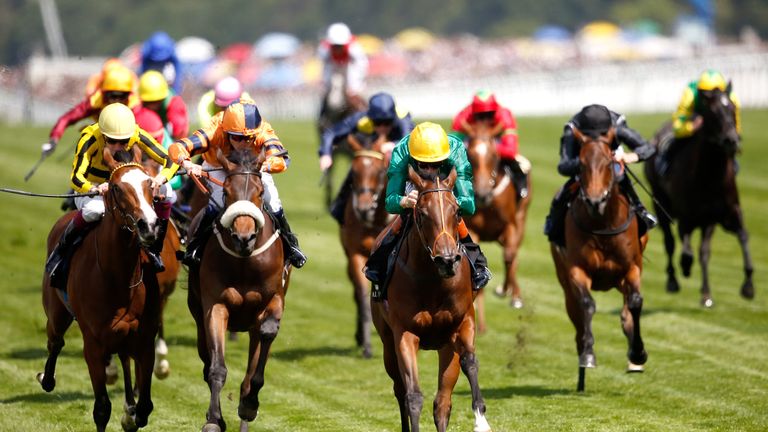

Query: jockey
[317,22,368,110]
[451,90,529,199]
[544,104,657,246]
[84,58,138,97]
[364,122,492,297]
[657,70,742,174]
[196,76,251,128]
[138,70,189,140]
[140,31,182,94]
[45,103,179,284]
[168,98,307,268]
[321,92,415,224]
[44,65,141,157]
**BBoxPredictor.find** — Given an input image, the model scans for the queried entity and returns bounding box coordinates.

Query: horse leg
[569,267,595,392]
[83,339,111,432]
[474,290,486,334]
[456,317,492,432]
[736,227,755,299]
[502,227,523,309]
[349,253,373,358]
[679,226,694,278]
[433,348,459,432]
[699,224,716,308]
[238,296,285,425]
[396,331,423,432]
[118,353,139,432]
[38,285,73,392]
[658,213,680,293]
[202,303,229,432]
[372,308,409,432]
[621,266,647,372]
[154,300,170,380]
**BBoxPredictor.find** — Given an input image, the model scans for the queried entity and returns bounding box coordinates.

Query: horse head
[697,85,740,157]
[467,121,502,207]
[103,145,159,247]
[408,165,462,278]
[575,127,617,217]
[216,148,267,257]
[348,134,387,226]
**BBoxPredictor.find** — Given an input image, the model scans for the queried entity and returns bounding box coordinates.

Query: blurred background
[0,0,767,124]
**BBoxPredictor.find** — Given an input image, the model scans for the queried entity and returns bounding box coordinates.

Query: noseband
[412,185,460,259]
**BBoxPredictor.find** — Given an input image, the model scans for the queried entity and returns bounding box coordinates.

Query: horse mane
[227,148,263,172]
[112,149,136,164]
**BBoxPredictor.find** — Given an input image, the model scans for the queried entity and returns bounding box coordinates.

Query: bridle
[107,162,148,234]
[412,180,460,260]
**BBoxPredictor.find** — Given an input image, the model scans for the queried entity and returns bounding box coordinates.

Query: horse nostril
[136,219,148,232]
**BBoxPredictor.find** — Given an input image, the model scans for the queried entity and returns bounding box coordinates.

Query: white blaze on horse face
[120,169,157,225]
[721,94,730,107]
[474,141,488,157]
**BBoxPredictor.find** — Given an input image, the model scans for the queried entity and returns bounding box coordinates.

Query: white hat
[327,22,352,45]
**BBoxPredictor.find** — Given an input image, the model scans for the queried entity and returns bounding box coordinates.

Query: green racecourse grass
[0,111,766,431]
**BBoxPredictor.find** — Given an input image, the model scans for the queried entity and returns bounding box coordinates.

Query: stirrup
[145,250,165,273]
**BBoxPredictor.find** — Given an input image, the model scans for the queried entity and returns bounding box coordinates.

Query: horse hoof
[510,297,524,309]
[362,347,373,359]
[493,285,506,298]
[473,408,492,432]
[579,353,596,368]
[626,362,645,373]
[37,372,55,392]
[666,278,680,293]
[202,424,222,432]
[680,254,693,277]
[239,419,250,432]
[120,412,138,432]
[741,281,755,300]
[701,297,714,308]
[154,359,170,380]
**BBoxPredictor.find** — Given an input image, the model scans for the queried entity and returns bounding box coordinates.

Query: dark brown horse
[339,137,391,358]
[644,86,753,307]
[372,166,492,432]
[39,147,162,431]
[187,149,290,432]
[551,128,649,392]
[465,121,532,329]
[141,156,182,379]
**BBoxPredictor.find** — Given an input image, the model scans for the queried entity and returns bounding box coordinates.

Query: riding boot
[272,209,307,268]
[619,177,657,230]
[364,223,401,284]
[144,218,168,273]
[544,179,575,245]
[60,188,75,212]
[181,205,218,267]
[508,159,528,200]
[46,214,92,289]
[329,172,353,225]
[460,234,492,290]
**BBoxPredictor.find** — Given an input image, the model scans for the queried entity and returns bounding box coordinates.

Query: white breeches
[75,183,175,223]
[203,161,282,213]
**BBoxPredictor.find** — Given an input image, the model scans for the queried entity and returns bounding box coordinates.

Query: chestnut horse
[465,121,532,328]
[644,85,753,307]
[550,128,649,392]
[39,147,162,431]
[187,149,290,432]
[339,137,391,358]
[141,156,182,380]
[372,166,492,432]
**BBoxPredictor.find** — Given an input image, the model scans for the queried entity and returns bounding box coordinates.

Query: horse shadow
[1,388,123,404]
[271,344,357,361]
[4,347,81,360]
[455,385,571,399]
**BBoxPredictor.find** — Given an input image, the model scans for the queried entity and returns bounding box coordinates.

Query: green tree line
[1,0,766,65]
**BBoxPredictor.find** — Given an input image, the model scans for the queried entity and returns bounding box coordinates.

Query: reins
[412,182,460,258]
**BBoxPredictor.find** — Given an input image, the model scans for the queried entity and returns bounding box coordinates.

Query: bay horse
[550,128,649,392]
[371,166,492,432]
[141,156,182,380]
[644,85,753,307]
[39,147,162,431]
[339,135,391,358]
[317,70,367,206]
[464,121,532,329]
[187,148,290,432]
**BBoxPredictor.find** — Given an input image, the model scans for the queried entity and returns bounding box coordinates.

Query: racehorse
[187,148,290,432]
[39,147,162,431]
[550,128,649,392]
[317,70,367,206]
[464,121,532,329]
[644,85,754,307]
[339,135,391,358]
[141,156,182,380]
[372,166,492,432]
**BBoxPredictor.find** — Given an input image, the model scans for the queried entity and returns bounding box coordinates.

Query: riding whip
[0,188,99,198]
[624,166,673,222]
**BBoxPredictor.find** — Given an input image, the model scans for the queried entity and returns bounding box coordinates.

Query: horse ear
[347,134,364,153]
[726,80,733,94]
[216,148,235,172]
[102,147,117,171]
[407,164,425,190]
[444,166,458,188]
[131,144,142,164]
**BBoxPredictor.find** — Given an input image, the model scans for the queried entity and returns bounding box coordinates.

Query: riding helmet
[408,122,450,163]
[138,70,169,102]
[99,103,136,140]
